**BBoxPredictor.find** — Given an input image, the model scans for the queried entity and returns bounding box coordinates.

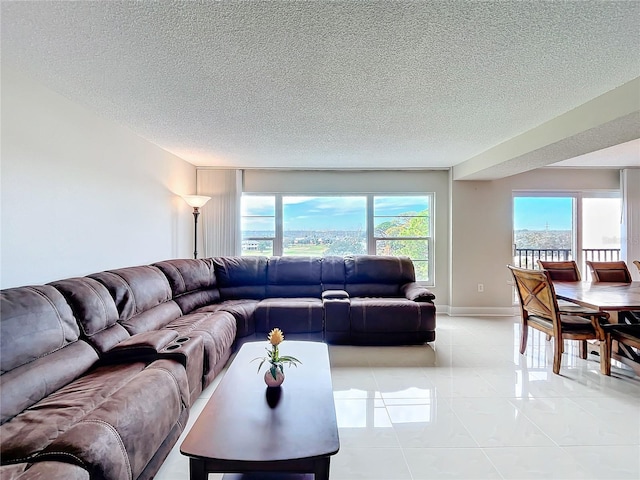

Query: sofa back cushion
[153,258,220,313]
[266,256,322,297]
[89,266,182,335]
[321,256,346,290]
[213,256,267,300]
[50,277,129,354]
[0,286,99,424]
[344,255,416,297]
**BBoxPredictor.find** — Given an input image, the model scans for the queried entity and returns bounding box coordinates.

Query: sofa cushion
[213,256,267,300]
[165,311,236,385]
[321,256,346,290]
[1,359,188,480]
[49,277,129,354]
[266,256,322,297]
[255,298,324,334]
[39,359,188,480]
[0,286,99,425]
[195,299,259,338]
[0,461,90,480]
[350,298,436,333]
[153,258,220,313]
[0,286,79,374]
[344,255,416,297]
[89,266,182,335]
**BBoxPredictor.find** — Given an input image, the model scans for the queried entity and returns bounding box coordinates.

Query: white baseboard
[437,305,518,316]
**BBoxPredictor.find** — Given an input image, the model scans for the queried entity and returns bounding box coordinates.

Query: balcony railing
[513,247,621,269]
[583,248,621,262]
[513,248,572,269]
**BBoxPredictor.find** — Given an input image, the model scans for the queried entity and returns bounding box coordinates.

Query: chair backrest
[633,260,640,274]
[585,261,632,283]
[508,265,560,325]
[537,260,582,281]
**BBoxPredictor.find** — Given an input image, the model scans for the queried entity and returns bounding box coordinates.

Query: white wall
[450,168,621,314]
[1,68,196,288]
[243,169,451,304]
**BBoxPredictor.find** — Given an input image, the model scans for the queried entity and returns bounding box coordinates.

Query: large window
[241,195,276,256]
[283,196,367,256]
[241,194,434,283]
[512,191,621,276]
[373,196,431,282]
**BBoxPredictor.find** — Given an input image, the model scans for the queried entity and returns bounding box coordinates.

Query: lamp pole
[181,195,211,260]
[192,207,200,259]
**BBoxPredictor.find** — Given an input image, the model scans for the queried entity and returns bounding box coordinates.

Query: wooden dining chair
[508,265,608,374]
[586,261,632,283]
[585,260,639,324]
[633,260,640,275]
[536,260,600,316]
[600,324,640,376]
[537,260,582,281]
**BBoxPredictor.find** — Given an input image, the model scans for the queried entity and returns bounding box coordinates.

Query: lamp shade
[182,195,211,208]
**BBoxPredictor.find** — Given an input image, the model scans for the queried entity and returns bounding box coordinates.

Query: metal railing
[513,248,572,269]
[513,247,621,269]
[583,248,621,262]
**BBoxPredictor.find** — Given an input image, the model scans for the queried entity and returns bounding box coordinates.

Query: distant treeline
[514,230,571,249]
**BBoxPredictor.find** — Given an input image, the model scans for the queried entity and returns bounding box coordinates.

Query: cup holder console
[165,337,190,351]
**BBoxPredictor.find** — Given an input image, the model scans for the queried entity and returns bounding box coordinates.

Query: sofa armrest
[401,282,435,302]
[322,289,349,300]
[105,330,180,362]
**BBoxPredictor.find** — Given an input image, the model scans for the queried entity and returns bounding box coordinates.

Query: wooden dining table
[553,281,640,315]
[553,281,640,374]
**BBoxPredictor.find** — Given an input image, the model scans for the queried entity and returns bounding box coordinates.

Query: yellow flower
[252,328,301,375]
[268,328,284,346]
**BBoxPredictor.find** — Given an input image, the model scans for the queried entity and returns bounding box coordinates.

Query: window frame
[370,194,433,284]
[511,189,621,300]
[241,192,435,284]
[240,195,278,256]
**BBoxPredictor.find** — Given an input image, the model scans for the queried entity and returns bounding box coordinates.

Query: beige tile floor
[155,315,640,480]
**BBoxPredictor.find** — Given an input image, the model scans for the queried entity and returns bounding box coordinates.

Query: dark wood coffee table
[180,341,339,480]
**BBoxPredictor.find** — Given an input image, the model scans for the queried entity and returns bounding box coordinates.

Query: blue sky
[513,197,572,230]
[242,195,429,231]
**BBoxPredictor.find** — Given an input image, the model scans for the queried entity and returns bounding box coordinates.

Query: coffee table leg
[189,458,207,480]
[314,457,330,480]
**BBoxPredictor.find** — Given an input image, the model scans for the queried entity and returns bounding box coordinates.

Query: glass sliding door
[581,196,622,271]
[513,196,576,269]
[513,192,622,280]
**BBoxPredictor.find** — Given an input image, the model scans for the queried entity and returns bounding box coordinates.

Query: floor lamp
[182,195,211,259]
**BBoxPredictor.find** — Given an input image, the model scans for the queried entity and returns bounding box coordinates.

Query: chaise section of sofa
[343,255,436,344]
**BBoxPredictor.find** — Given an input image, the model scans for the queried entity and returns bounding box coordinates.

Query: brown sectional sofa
[0,255,435,480]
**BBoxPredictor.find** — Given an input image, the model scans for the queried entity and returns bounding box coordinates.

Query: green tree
[324,238,366,256]
[377,209,429,280]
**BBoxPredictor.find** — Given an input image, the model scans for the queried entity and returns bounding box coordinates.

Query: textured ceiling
[2,1,639,176]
